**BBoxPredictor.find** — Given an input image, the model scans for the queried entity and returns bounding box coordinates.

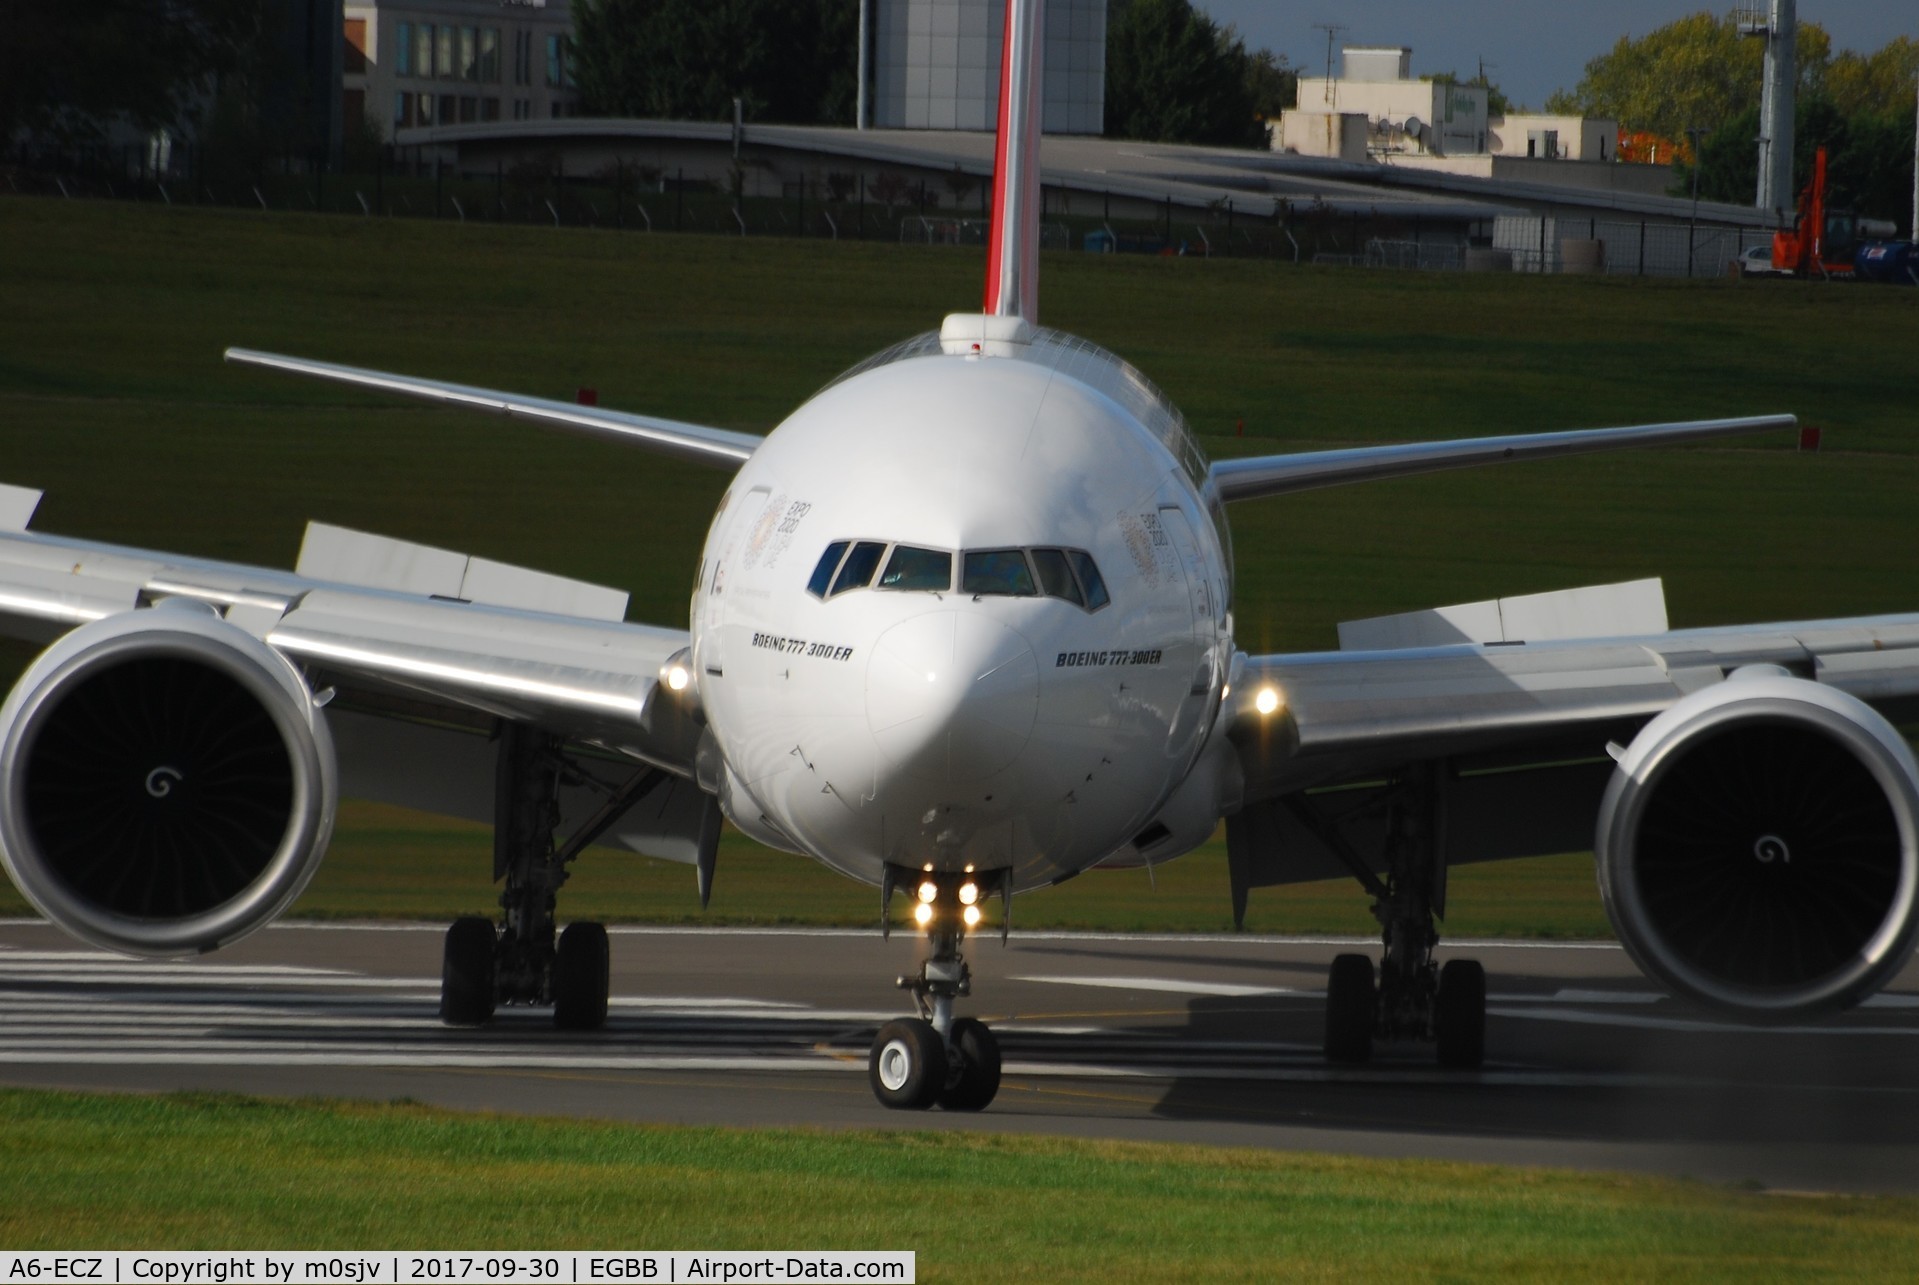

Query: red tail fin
[983,0,1043,323]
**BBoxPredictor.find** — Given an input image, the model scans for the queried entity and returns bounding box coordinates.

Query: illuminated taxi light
[664,665,691,692]
[958,882,979,906]
[962,905,982,928]
[913,902,934,926]
[917,881,939,904]
[1255,686,1283,716]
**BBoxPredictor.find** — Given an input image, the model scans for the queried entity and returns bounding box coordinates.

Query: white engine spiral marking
[145,767,184,798]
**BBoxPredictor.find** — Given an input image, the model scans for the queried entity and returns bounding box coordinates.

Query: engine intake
[0,606,336,956]
[1597,672,1919,1019]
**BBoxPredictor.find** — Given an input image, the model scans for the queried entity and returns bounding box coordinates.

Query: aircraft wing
[1208,414,1796,503]
[225,349,762,470]
[0,491,706,857]
[1223,588,1919,898]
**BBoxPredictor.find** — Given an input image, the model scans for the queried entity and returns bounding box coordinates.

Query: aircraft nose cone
[866,612,1038,781]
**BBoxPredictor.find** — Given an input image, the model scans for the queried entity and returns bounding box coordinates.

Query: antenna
[1313,23,1348,107]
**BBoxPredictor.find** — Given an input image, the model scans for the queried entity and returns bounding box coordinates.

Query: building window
[482,97,501,122]
[439,94,458,125]
[395,23,411,78]
[415,23,434,78]
[395,91,412,129]
[343,18,367,75]
[459,27,477,81]
[459,96,477,123]
[479,28,500,83]
[436,25,454,78]
[545,34,562,88]
[417,94,433,126]
[515,31,531,86]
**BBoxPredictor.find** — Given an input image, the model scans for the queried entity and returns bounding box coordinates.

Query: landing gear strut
[440,722,656,1030]
[868,868,1004,1111]
[1293,765,1487,1068]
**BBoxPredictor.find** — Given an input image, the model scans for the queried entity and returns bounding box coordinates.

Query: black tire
[441,916,497,1027]
[868,1018,947,1110]
[554,921,611,1030]
[1324,952,1376,1064]
[938,1017,1002,1112]
[1435,958,1487,1069]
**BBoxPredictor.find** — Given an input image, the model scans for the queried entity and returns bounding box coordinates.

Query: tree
[1824,37,1918,119]
[573,0,856,125]
[1105,0,1266,147]
[1547,11,1831,140]
[0,0,261,146]
[1677,90,1913,225]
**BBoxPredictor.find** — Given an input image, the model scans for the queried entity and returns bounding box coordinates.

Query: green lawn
[3,1090,1914,1279]
[1,195,1915,938]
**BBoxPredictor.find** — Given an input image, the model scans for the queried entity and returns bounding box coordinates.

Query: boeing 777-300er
[3,0,1917,1111]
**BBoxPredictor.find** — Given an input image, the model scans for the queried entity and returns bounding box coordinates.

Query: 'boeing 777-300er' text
[3,0,1915,1110]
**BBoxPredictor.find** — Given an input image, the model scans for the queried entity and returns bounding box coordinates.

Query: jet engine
[0,605,336,956]
[1596,671,1919,1019]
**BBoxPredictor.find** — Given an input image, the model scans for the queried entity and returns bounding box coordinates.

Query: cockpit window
[810,540,1107,612]
[1029,548,1082,607]
[831,541,887,596]
[963,549,1037,597]
[1068,550,1111,611]
[880,546,952,591]
[806,541,850,598]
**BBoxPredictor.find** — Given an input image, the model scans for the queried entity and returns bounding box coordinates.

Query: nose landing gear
[868,869,1004,1111]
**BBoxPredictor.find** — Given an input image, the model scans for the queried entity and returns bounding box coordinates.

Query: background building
[1286,47,1488,159]
[866,0,1105,135]
[344,0,580,141]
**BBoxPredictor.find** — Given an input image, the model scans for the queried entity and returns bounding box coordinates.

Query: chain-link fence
[1493,215,1775,278]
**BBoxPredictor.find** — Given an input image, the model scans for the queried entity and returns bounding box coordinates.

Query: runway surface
[2,918,1916,1194]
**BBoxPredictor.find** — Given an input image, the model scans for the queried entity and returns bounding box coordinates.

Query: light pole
[1686,125,1706,277]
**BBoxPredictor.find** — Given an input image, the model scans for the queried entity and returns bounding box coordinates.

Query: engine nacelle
[0,605,336,956]
[1597,671,1919,1019]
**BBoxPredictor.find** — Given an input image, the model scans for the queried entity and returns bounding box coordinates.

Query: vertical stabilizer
[984,0,1044,323]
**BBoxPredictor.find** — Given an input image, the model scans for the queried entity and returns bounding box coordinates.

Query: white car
[1739,243,1790,276]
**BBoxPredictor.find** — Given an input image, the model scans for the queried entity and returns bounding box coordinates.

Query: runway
[2,919,1916,1194]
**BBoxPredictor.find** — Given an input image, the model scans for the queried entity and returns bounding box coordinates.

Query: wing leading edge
[225,348,762,470]
[1208,414,1797,503]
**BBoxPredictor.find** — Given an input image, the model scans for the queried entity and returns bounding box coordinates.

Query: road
[1,919,1915,1194]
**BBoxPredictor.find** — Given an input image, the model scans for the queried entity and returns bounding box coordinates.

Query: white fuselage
[690,322,1235,893]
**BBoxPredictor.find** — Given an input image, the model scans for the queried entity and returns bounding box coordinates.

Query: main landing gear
[440,723,660,1031]
[1291,766,1488,1069]
[868,869,1004,1111]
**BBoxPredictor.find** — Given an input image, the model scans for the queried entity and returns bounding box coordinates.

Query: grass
[2,1088,1916,1278]
[1,196,1916,938]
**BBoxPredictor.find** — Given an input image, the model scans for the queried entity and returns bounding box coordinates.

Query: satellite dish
[1404,117,1424,138]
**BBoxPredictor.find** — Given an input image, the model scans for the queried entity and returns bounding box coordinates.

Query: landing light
[918,881,939,904]
[665,664,691,693]
[963,905,982,928]
[913,902,934,926]
[959,882,979,906]
[1255,686,1283,716]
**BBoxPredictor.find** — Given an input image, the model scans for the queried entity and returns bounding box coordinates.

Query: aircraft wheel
[1324,952,1376,1064]
[441,916,497,1027]
[1435,958,1487,1069]
[869,1018,946,1110]
[553,921,610,1030]
[938,1017,1002,1112]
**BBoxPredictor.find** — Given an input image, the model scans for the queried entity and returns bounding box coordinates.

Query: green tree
[1825,37,1918,119]
[1678,90,1912,226]
[1106,0,1266,147]
[1548,11,1831,139]
[0,0,261,145]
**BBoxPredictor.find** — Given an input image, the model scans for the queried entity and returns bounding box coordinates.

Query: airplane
[3,0,1917,1113]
